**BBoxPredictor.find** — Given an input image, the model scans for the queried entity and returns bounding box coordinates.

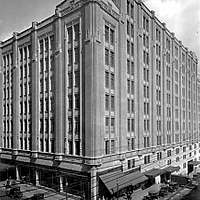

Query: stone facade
[0,0,199,199]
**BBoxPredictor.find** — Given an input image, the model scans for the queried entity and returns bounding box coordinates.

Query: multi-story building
[0,0,199,199]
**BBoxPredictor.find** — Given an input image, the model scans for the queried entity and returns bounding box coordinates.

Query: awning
[191,161,200,166]
[144,168,165,178]
[0,163,15,172]
[100,170,148,194]
[164,166,180,173]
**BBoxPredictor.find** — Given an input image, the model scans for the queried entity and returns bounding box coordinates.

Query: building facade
[0,0,199,199]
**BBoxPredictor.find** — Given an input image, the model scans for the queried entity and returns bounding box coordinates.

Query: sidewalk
[0,180,70,200]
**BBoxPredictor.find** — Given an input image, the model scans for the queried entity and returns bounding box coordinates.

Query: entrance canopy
[99,170,148,194]
[144,168,165,178]
[164,166,180,173]
[0,163,15,172]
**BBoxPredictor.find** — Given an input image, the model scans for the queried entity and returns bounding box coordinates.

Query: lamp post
[66,179,68,200]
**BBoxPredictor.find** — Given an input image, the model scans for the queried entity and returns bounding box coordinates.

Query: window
[75,141,80,155]
[105,140,110,155]
[105,117,109,134]
[75,118,80,135]
[68,50,73,66]
[111,73,115,90]
[105,95,109,111]
[127,60,130,74]
[74,24,80,41]
[67,27,73,42]
[127,21,130,35]
[110,51,115,68]
[75,71,80,87]
[110,29,114,45]
[105,71,109,88]
[157,152,162,161]
[131,138,135,150]
[144,155,150,164]
[157,135,162,146]
[127,119,130,132]
[75,94,80,110]
[111,118,115,133]
[105,25,109,43]
[111,96,115,111]
[68,141,73,154]
[105,49,109,65]
[144,136,150,148]
[111,140,115,154]
[131,119,135,132]
[74,47,79,64]
[128,159,135,169]
[167,150,171,157]
[167,159,172,165]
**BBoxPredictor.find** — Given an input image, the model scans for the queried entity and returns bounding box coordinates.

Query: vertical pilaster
[12,32,20,153]
[136,1,144,150]
[0,42,3,149]
[151,11,156,147]
[118,0,127,154]
[31,22,39,156]
[55,8,64,158]
[90,167,97,200]
[162,23,167,145]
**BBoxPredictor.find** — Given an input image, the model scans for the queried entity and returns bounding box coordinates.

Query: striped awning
[144,168,166,178]
[164,166,180,173]
[100,170,148,194]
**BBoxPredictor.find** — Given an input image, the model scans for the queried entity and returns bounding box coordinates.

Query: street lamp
[66,179,68,200]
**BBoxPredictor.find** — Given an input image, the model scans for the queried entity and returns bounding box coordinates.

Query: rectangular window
[68,50,73,66]
[111,140,115,154]
[111,118,115,133]
[105,71,109,88]
[74,47,79,64]
[111,96,115,111]
[105,95,109,111]
[74,24,80,41]
[131,137,135,150]
[105,25,109,43]
[105,140,110,154]
[67,27,73,42]
[110,29,114,45]
[111,73,115,90]
[110,51,115,68]
[105,49,109,65]
[75,141,80,155]
[105,117,109,134]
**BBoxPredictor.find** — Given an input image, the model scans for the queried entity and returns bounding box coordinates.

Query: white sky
[144,0,200,63]
[0,0,199,63]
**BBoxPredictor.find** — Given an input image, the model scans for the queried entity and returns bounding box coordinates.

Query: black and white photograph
[0,0,200,199]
